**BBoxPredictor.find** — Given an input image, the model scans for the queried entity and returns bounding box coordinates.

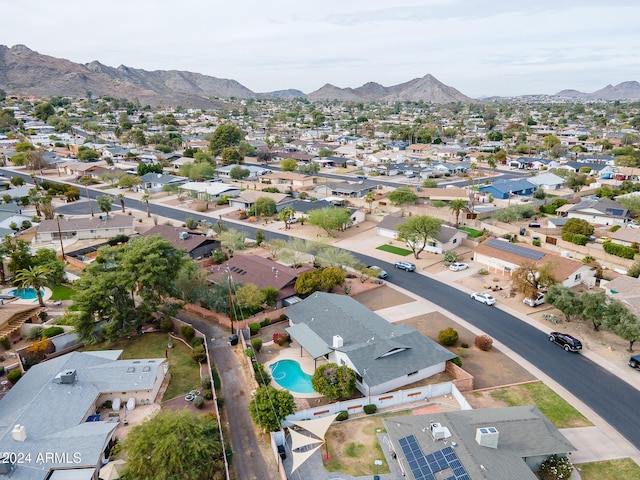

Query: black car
[277,444,286,460]
[629,355,640,369]
[549,332,582,352]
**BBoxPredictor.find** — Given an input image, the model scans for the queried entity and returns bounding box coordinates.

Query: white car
[368,266,388,279]
[470,292,497,306]
[523,292,545,307]
[449,262,469,272]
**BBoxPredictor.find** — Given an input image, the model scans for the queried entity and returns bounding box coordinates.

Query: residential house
[0,202,33,237]
[376,216,466,254]
[0,350,166,480]
[35,214,136,243]
[527,173,565,191]
[383,407,574,480]
[414,187,470,204]
[207,255,313,308]
[313,181,377,198]
[560,161,615,177]
[178,182,241,201]
[139,173,187,193]
[216,164,272,179]
[564,198,631,226]
[228,190,291,212]
[141,225,220,259]
[260,171,317,189]
[479,178,536,199]
[602,275,640,320]
[0,304,42,342]
[473,238,597,287]
[606,227,640,247]
[615,166,640,182]
[284,292,456,396]
[285,199,366,226]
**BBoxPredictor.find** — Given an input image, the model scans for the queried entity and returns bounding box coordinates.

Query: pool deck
[1,287,53,305]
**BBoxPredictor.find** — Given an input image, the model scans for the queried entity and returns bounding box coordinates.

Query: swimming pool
[270,360,316,393]
[10,288,44,300]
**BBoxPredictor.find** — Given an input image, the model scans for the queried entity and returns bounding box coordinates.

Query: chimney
[12,424,26,442]
[475,427,499,448]
[332,335,343,349]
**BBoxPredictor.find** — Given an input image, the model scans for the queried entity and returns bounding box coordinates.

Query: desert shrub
[159,318,173,333]
[191,337,204,348]
[7,369,22,385]
[0,337,10,350]
[259,318,272,328]
[42,326,64,338]
[438,327,459,346]
[273,332,289,346]
[180,325,196,343]
[475,335,493,351]
[201,377,212,389]
[245,348,255,359]
[603,242,636,259]
[28,327,44,340]
[540,454,573,480]
[450,357,462,367]
[191,345,207,364]
[251,338,263,353]
[249,323,261,336]
[443,251,458,263]
[363,404,377,415]
[609,225,621,232]
[38,311,48,322]
[253,362,271,386]
[477,268,489,275]
[203,389,213,400]
[193,395,205,409]
[461,342,469,348]
[532,239,541,247]
[562,232,588,246]
[457,347,468,358]
[336,410,349,421]
[279,314,288,321]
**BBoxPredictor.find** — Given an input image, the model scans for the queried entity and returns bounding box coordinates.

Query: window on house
[407,371,418,376]
[453,238,457,244]
[574,273,582,281]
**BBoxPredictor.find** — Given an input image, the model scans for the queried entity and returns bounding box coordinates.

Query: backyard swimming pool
[270,359,316,393]
[10,288,44,300]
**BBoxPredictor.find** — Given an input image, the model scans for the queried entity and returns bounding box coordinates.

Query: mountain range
[1,45,639,106]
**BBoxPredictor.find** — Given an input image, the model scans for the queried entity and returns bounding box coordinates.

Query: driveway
[177,312,278,480]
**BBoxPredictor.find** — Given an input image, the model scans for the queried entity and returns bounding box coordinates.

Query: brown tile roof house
[414,187,470,202]
[35,215,136,243]
[141,225,220,259]
[473,238,597,287]
[207,255,313,308]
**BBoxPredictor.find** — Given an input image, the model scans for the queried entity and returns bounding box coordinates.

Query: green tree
[308,207,352,236]
[602,300,640,351]
[141,193,151,218]
[318,147,333,157]
[314,246,359,269]
[115,193,126,213]
[118,175,142,191]
[96,195,112,216]
[76,147,100,161]
[248,385,296,432]
[218,229,246,255]
[124,129,147,146]
[209,124,245,156]
[4,237,33,274]
[123,410,225,480]
[396,215,443,259]
[580,291,608,331]
[229,165,250,180]
[422,178,438,188]
[234,283,265,310]
[253,197,276,217]
[13,265,55,307]
[31,248,65,284]
[221,146,243,166]
[33,102,55,122]
[278,206,296,230]
[299,163,320,174]
[137,163,163,176]
[562,218,594,236]
[545,284,583,322]
[280,158,298,171]
[387,187,418,207]
[449,198,467,226]
[311,363,356,399]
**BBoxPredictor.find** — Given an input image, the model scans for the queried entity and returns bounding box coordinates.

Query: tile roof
[141,225,219,254]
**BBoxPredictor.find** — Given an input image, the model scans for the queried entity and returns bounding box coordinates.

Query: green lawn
[376,244,413,256]
[50,284,77,301]
[489,382,592,428]
[577,459,640,480]
[458,226,484,238]
[82,332,201,401]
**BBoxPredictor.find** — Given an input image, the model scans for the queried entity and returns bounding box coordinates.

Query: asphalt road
[8,169,640,460]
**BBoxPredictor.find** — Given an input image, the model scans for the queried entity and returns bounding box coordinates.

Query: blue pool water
[10,288,44,300]
[270,360,316,393]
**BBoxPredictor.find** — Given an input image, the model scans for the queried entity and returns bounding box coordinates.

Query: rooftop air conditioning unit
[53,369,77,385]
[429,422,451,440]
[179,231,189,240]
[475,427,499,448]
[11,424,26,442]
[332,335,343,349]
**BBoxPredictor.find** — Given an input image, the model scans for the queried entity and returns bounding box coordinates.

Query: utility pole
[227,273,234,335]
[84,183,94,217]
[56,215,65,260]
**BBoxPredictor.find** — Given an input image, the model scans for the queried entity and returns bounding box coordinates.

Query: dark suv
[629,355,640,369]
[549,332,582,352]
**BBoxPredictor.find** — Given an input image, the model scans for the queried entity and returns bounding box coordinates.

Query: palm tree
[28,188,43,217]
[141,193,151,218]
[115,193,126,213]
[449,199,467,226]
[0,244,8,285]
[96,195,113,217]
[279,206,296,230]
[364,191,375,212]
[13,265,54,307]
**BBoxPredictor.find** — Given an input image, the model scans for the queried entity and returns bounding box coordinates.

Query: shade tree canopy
[396,215,442,259]
[248,385,296,432]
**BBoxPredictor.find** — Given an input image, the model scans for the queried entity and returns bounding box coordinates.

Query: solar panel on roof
[398,435,470,480]
[486,238,546,260]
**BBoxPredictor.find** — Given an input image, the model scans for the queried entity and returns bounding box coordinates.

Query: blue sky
[3,0,639,98]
